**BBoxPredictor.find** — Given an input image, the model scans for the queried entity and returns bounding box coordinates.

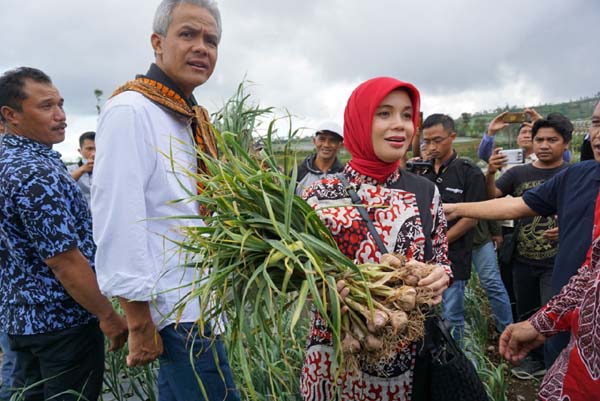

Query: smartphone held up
[501,112,529,124]
[499,148,525,164]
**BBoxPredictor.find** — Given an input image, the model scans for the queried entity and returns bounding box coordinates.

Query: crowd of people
[444,101,600,400]
[1,0,599,401]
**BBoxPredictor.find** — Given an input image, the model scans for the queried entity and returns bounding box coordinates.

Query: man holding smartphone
[479,109,571,328]
[485,113,571,379]
[479,109,572,164]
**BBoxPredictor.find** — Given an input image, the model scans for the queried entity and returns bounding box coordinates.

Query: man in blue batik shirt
[0,67,127,401]
[0,119,15,401]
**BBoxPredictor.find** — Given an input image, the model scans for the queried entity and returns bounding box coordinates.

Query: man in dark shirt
[421,114,487,343]
[0,67,127,401]
[445,100,600,367]
[294,122,345,196]
[486,113,571,378]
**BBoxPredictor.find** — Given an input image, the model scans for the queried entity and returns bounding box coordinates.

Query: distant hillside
[455,93,599,138]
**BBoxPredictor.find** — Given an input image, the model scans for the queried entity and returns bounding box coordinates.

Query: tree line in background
[455,93,600,138]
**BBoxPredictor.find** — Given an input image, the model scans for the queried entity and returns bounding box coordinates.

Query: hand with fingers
[399,258,450,306]
[487,147,508,175]
[99,310,128,352]
[487,112,510,136]
[417,264,450,305]
[442,202,461,222]
[543,226,559,242]
[82,159,94,173]
[499,321,546,365]
[125,322,164,367]
[524,108,543,122]
[492,235,503,250]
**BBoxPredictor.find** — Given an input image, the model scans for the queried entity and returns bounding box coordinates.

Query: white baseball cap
[316,121,343,140]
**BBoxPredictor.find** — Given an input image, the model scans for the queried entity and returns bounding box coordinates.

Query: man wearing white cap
[295,121,345,196]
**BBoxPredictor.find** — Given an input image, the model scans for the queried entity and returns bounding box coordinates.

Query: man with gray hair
[92,1,240,400]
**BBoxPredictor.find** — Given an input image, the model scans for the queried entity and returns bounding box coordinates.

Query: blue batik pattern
[0,134,95,335]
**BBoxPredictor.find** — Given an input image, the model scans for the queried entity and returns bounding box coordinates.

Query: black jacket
[294,154,344,196]
[422,152,486,280]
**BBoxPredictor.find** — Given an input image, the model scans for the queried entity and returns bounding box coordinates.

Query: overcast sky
[1,0,599,160]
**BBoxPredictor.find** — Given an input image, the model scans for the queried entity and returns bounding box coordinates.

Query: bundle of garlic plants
[166,85,431,400]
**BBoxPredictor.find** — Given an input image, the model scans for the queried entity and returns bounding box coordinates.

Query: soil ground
[485,342,540,401]
[508,379,540,401]
[481,308,540,401]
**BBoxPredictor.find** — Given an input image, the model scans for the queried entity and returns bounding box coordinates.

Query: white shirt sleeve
[92,103,159,301]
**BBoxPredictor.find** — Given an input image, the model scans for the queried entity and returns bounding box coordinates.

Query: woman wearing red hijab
[299,77,452,400]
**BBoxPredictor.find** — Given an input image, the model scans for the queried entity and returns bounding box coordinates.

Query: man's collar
[1,133,61,158]
[140,64,198,108]
[435,149,458,171]
[307,153,343,174]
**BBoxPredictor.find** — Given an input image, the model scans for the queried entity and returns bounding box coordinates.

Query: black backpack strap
[338,174,388,253]
[390,171,435,261]
[337,171,436,259]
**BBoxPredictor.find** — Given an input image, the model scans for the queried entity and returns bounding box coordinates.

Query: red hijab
[344,77,421,183]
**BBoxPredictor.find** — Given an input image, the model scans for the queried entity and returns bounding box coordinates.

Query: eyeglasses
[423,136,451,145]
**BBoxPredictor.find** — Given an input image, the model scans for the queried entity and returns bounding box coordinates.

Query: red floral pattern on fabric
[299,166,450,401]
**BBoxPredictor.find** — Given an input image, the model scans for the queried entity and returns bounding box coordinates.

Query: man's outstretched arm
[444,196,537,222]
[447,217,478,244]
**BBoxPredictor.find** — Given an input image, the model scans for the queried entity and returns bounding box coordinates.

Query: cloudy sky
[1,0,599,160]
